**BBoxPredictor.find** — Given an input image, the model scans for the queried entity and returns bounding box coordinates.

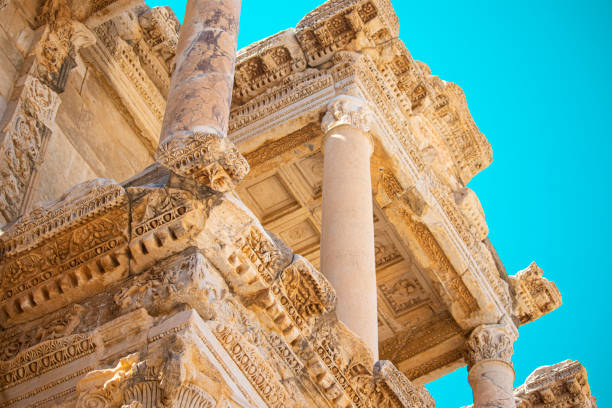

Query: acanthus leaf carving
[156,132,250,193]
[322,95,373,135]
[0,304,85,361]
[465,324,515,369]
[113,249,214,320]
[75,354,139,408]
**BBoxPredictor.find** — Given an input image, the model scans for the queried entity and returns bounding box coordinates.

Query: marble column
[155,0,249,191]
[466,325,517,408]
[320,95,378,359]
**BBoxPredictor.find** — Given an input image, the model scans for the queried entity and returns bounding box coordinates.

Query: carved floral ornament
[321,95,373,134]
[465,324,516,369]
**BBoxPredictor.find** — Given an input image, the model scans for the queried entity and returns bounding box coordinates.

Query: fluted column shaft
[320,96,378,359]
[156,0,248,191]
[466,325,517,408]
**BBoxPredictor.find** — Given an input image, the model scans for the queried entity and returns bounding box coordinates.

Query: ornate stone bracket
[514,360,597,408]
[509,262,562,326]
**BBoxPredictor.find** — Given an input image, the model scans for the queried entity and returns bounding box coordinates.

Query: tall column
[156,0,249,192]
[320,95,378,359]
[466,325,517,408]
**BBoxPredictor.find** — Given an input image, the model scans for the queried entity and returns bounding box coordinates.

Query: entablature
[514,360,597,408]
[0,164,435,408]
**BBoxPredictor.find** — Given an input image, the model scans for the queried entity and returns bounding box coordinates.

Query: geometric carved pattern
[379,274,428,316]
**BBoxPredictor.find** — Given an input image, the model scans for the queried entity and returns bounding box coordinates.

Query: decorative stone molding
[465,324,515,369]
[0,304,85,362]
[0,333,96,391]
[510,262,562,325]
[74,354,139,408]
[138,6,180,75]
[321,95,373,134]
[258,256,336,338]
[373,361,436,408]
[212,323,290,407]
[454,187,489,242]
[296,0,399,66]
[155,0,249,192]
[514,360,597,408]
[0,179,130,326]
[379,314,463,372]
[233,29,308,106]
[0,74,59,222]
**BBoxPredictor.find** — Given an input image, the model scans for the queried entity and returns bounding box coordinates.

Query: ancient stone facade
[0,0,596,407]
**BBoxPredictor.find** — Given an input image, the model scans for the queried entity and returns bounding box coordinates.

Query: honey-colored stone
[155,0,249,191]
[0,0,593,407]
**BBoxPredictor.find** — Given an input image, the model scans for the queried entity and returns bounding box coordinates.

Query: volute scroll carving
[321,95,374,135]
[465,324,515,369]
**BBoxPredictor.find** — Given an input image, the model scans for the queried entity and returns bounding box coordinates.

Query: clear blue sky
[146,1,611,406]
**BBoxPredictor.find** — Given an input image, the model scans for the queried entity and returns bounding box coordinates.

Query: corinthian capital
[465,324,515,369]
[321,95,373,134]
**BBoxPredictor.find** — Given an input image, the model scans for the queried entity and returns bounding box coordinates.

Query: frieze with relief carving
[0,180,129,326]
[0,76,59,222]
[296,0,399,66]
[514,360,597,408]
[510,262,562,325]
[114,249,214,320]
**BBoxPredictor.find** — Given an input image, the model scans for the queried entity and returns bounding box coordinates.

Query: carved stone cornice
[510,262,562,326]
[465,324,515,369]
[233,29,308,106]
[514,360,597,408]
[321,95,373,135]
[374,361,435,408]
[296,0,399,66]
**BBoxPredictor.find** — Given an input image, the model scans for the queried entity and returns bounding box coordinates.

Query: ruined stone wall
[0,0,155,225]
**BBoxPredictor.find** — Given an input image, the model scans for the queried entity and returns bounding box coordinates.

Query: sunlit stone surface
[0,0,594,407]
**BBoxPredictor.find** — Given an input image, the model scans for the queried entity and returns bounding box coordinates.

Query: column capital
[321,95,373,134]
[466,324,515,369]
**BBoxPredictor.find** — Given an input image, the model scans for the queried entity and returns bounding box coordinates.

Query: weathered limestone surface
[156,0,249,191]
[320,95,378,359]
[0,167,435,407]
[0,0,156,225]
[465,360,598,408]
[466,325,517,408]
[0,0,595,407]
[515,360,597,408]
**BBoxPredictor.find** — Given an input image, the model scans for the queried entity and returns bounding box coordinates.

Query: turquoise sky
[145,1,611,406]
